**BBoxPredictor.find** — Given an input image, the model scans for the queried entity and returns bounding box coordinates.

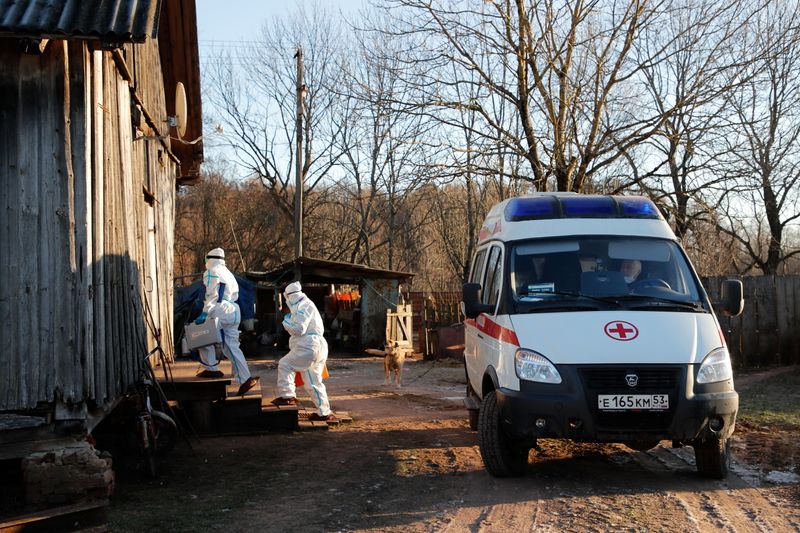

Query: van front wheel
[694,436,730,479]
[477,390,528,477]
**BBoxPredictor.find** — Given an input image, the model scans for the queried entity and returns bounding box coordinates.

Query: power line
[199,39,348,52]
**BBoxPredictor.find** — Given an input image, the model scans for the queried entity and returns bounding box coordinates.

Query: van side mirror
[462,283,494,319]
[718,279,744,317]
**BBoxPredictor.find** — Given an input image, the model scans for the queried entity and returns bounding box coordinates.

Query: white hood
[509,311,722,365]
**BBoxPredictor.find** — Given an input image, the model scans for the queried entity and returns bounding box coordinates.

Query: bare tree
[375,0,715,192]
[175,164,233,276]
[618,0,761,241]
[717,1,800,274]
[175,163,293,277]
[203,4,345,223]
[322,16,436,268]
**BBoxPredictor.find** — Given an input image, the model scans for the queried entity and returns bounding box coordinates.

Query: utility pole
[294,48,305,276]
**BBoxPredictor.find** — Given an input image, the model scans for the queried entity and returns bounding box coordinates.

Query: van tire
[694,436,730,479]
[478,391,528,477]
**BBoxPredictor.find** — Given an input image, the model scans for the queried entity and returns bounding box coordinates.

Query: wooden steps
[0,501,108,533]
[259,401,301,431]
[156,360,352,435]
[297,410,353,431]
[157,361,231,402]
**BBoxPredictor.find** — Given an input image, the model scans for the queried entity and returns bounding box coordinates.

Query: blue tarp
[174,274,256,323]
[173,274,257,357]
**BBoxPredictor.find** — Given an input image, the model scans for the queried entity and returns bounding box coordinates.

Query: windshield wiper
[614,295,705,311]
[519,303,601,313]
[520,291,623,308]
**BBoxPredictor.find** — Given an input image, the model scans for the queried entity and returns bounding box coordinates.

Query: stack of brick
[22,440,114,506]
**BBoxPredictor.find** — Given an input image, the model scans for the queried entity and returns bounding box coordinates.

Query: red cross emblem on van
[604,321,638,341]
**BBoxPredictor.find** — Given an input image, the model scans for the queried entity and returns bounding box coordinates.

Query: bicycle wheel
[151,410,178,456]
[144,440,157,478]
[138,415,158,478]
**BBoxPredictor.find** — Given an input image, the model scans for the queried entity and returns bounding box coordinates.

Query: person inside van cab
[621,259,642,284]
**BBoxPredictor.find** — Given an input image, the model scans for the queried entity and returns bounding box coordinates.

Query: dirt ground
[109,355,800,532]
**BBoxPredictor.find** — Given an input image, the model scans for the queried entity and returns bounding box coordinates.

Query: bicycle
[132,348,178,478]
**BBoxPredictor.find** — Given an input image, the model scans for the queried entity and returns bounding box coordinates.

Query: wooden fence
[409,292,463,356]
[703,276,800,368]
[410,276,800,367]
[386,304,414,351]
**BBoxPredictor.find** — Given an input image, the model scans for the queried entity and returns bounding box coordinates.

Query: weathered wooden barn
[0,0,202,454]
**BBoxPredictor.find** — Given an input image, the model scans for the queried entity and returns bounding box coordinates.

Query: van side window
[482,245,502,307]
[470,249,487,284]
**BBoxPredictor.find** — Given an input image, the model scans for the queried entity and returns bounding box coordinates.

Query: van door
[464,247,488,391]
[475,244,504,386]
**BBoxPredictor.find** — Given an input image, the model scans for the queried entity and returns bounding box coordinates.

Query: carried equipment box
[184,318,221,350]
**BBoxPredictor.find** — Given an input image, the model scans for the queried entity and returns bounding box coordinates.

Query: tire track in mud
[435,480,545,531]
[627,444,792,532]
[405,436,796,533]
[471,500,542,532]
[426,447,552,533]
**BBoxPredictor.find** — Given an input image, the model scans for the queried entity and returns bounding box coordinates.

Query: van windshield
[509,236,705,311]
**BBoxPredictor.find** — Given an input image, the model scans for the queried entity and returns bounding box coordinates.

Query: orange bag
[294,365,329,387]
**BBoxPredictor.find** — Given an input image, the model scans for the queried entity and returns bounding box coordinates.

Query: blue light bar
[503,195,663,222]
[504,196,559,221]
[561,196,616,217]
[617,196,662,219]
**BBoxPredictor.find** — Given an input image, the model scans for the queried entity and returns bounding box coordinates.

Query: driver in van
[620,259,642,284]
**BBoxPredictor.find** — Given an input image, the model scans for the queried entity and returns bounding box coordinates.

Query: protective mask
[625,276,636,283]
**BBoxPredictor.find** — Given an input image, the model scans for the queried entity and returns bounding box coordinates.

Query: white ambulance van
[461,193,743,479]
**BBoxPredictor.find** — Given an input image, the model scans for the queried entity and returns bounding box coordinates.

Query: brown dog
[383,342,406,388]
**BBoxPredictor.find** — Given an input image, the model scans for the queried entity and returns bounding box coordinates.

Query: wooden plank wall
[703,276,800,368]
[126,38,176,366]
[0,38,179,413]
[0,40,79,411]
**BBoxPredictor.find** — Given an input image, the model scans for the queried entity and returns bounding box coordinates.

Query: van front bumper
[494,365,738,443]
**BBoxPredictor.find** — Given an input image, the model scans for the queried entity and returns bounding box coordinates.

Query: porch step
[157,361,232,402]
[297,410,353,430]
[0,501,108,533]
[259,401,300,431]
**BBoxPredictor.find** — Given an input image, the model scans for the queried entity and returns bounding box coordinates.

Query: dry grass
[738,368,800,428]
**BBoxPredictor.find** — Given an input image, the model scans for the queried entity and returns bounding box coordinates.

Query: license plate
[597,394,669,411]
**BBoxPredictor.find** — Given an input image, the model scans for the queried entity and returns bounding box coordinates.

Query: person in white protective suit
[194,248,259,396]
[270,281,336,421]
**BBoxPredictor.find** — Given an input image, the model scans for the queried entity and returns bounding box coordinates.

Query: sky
[195,0,367,166]
[196,0,366,45]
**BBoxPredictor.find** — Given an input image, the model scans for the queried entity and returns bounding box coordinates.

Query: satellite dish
[174,82,188,139]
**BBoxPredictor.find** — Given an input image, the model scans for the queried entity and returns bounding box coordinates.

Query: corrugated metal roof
[0,0,161,42]
[247,257,415,285]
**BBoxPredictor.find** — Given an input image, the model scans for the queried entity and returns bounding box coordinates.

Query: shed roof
[0,0,161,42]
[246,257,415,286]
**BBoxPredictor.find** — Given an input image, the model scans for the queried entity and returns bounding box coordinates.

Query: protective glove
[195,312,208,325]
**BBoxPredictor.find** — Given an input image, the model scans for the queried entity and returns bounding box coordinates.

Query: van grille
[579,367,679,391]
[578,366,683,433]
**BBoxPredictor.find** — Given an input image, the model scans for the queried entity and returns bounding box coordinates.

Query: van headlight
[696,347,733,384]
[515,349,562,384]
